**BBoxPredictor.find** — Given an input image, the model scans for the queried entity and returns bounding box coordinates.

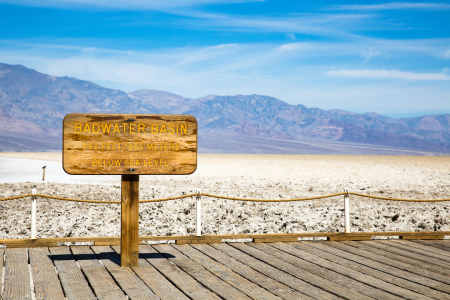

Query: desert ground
[0,152,449,240]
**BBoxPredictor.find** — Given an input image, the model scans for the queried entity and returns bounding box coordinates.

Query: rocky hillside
[0,63,449,153]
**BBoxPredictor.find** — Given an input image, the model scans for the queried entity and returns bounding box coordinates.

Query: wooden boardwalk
[1,240,450,299]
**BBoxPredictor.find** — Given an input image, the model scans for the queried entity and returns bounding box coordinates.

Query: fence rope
[201,192,346,202]
[0,192,449,203]
[349,192,450,202]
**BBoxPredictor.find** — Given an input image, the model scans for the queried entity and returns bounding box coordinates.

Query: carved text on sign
[63,114,197,175]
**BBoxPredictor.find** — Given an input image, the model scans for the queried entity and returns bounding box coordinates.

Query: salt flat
[0,152,449,240]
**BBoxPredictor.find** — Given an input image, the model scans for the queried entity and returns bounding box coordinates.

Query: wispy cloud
[360,48,383,62]
[326,69,450,80]
[332,2,450,11]
[167,11,372,39]
[286,34,296,40]
[441,50,450,58]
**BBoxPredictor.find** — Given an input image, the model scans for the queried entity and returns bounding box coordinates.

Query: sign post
[121,174,139,267]
[63,113,197,267]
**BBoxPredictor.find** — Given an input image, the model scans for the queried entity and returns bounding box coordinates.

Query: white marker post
[31,189,37,239]
[196,189,202,236]
[344,188,350,233]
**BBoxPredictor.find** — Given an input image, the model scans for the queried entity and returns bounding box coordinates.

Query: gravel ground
[0,153,449,240]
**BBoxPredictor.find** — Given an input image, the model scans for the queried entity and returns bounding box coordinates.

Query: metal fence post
[31,189,37,239]
[344,188,350,233]
[196,189,202,236]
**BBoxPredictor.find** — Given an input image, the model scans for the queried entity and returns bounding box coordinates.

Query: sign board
[63,113,197,175]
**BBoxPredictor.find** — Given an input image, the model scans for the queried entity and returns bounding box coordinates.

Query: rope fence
[0,191,449,203]
[0,189,449,239]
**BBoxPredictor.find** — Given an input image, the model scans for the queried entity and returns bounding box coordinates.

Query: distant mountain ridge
[0,62,449,153]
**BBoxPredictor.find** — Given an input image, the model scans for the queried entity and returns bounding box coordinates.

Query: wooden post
[31,189,37,239]
[196,189,202,236]
[121,174,139,268]
[344,188,350,233]
[42,166,46,181]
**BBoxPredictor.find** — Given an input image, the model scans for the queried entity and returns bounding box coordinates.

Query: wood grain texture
[176,239,223,244]
[90,245,159,300]
[63,113,197,175]
[173,244,282,300]
[121,174,139,268]
[400,235,444,240]
[139,245,221,300]
[191,244,309,300]
[366,240,450,269]
[211,243,334,300]
[1,231,449,247]
[233,242,371,300]
[276,242,419,299]
[154,244,251,300]
[256,242,402,300]
[70,246,126,300]
[3,248,32,300]
[414,240,450,251]
[331,241,450,290]
[49,246,97,300]
[328,235,371,241]
[301,242,441,299]
[112,245,189,300]
[29,248,66,300]
[254,237,298,243]
[391,239,450,261]
[327,242,450,295]
[344,241,450,282]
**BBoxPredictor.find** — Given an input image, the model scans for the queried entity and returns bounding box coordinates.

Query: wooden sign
[63,113,197,175]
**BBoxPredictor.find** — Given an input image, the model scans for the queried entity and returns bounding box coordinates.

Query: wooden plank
[5,242,58,248]
[339,241,450,286]
[301,242,445,299]
[173,244,282,300]
[49,246,97,300]
[211,243,338,300]
[121,174,139,268]
[0,230,448,247]
[95,241,121,246]
[191,244,311,300]
[392,239,450,260]
[112,245,189,300]
[3,248,32,300]
[90,245,159,299]
[254,237,298,243]
[327,242,450,295]
[400,235,444,240]
[96,241,143,246]
[328,235,371,241]
[70,246,126,300]
[356,241,450,277]
[281,242,429,300]
[382,240,450,266]
[414,240,450,251]
[139,244,221,300]
[29,248,66,300]
[258,242,404,300]
[63,113,197,175]
[154,244,252,300]
[176,239,222,244]
[232,242,371,300]
[374,241,450,268]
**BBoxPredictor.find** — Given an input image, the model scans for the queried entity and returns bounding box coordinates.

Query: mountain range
[0,62,449,154]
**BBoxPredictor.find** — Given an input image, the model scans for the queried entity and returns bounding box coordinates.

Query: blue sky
[0,0,449,117]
